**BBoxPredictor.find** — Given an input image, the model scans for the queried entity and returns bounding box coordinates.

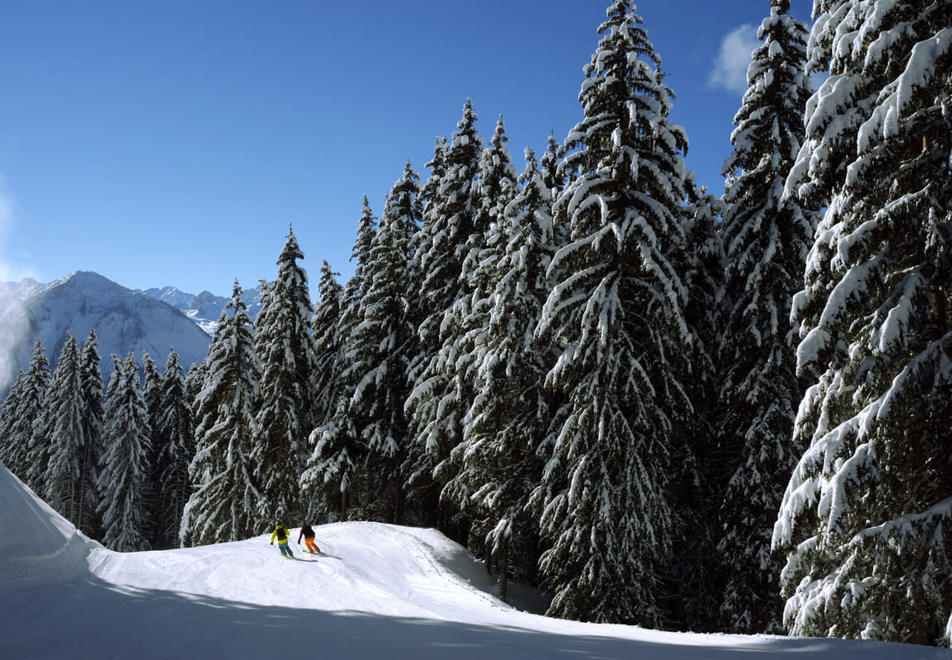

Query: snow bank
[1,461,946,659]
[0,463,93,588]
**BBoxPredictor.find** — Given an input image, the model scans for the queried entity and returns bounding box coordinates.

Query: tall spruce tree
[0,370,25,469]
[151,348,194,549]
[181,282,261,545]
[323,201,378,518]
[715,0,815,634]
[28,337,72,495]
[310,262,347,432]
[533,0,692,626]
[301,261,354,520]
[343,197,377,316]
[347,163,422,522]
[77,330,105,537]
[540,133,569,250]
[0,340,50,485]
[774,0,952,644]
[460,147,557,601]
[400,137,449,523]
[438,117,521,523]
[252,227,317,526]
[185,359,207,427]
[43,331,90,527]
[97,353,152,551]
[141,352,164,542]
[304,203,376,522]
[405,99,483,536]
[662,183,727,631]
[142,353,163,430]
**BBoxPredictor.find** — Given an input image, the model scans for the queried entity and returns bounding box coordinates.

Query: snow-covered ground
[0,464,947,659]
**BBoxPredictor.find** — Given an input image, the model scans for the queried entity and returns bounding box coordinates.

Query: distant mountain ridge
[0,271,213,386]
[139,284,264,335]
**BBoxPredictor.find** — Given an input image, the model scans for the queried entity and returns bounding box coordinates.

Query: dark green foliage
[252,227,317,525]
[182,282,261,546]
[775,0,952,643]
[715,0,815,634]
[534,0,692,626]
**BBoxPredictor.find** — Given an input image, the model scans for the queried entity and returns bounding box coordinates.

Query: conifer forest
[1,0,950,647]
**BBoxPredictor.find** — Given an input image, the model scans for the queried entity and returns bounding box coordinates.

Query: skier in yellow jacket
[270,524,294,558]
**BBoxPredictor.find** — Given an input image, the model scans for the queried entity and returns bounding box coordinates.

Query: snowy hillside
[0,464,945,659]
[1,271,211,382]
[140,283,264,335]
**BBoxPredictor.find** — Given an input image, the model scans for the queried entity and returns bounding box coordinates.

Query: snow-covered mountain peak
[139,282,265,336]
[3,271,212,382]
[45,270,131,297]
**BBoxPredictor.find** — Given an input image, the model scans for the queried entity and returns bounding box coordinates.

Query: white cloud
[0,176,32,391]
[709,24,759,93]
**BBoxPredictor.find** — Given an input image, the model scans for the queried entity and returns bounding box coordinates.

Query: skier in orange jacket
[298,522,320,554]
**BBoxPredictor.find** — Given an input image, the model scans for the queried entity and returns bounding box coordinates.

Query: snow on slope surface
[0,463,947,660]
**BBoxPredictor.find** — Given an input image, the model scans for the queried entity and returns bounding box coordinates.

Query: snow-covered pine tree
[322,200,379,518]
[28,337,74,495]
[465,117,520,288]
[181,281,261,546]
[150,348,194,549]
[184,359,206,424]
[347,163,422,522]
[0,370,25,468]
[405,99,483,536]
[301,261,355,520]
[310,262,346,432]
[77,330,105,537]
[141,352,164,543]
[662,183,727,631]
[400,137,449,524]
[251,226,317,526]
[142,353,163,429]
[0,340,50,485]
[460,147,557,602]
[533,0,692,626]
[438,117,520,526]
[774,0,952,644]
[714,0,816,635]
[303,203,376,522]
[540,133,569,250]
[97,352,152,551]
[42,330,91,527]
[345,197,377,311]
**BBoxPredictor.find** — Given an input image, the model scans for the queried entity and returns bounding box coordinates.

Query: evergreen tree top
[227,280,249,315]
[445,100,483,170]
[277,225,305,269]
[317,261,342,296]
[351,198,377,263]
[562,0,687,191]
[385,163,422,213]
[28,339,50,371]
[425,137,449,179]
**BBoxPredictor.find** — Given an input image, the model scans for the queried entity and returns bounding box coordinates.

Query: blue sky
[0,1,812,297]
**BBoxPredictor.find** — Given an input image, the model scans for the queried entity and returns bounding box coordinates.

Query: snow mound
[88,521,511,622]
[0,463,93,588]
[0,462,946,659]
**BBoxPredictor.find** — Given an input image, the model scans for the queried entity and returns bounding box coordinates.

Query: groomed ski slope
[0,464,948,660]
